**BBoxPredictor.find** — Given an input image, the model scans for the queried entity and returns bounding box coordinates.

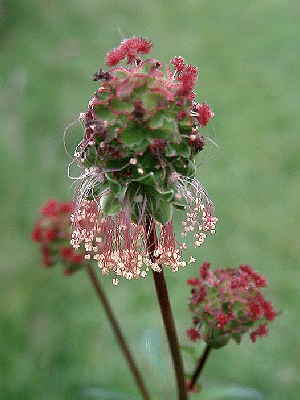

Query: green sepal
[231,332,243,344]
[93,104,116,121]
[166,142,190,158]
[178,115,193,127]
[91,180,110,197]
[232,300,247,315]
[204,325,230,349]
[100,191,119,215]
[119,120,148,146]
[105,124,118,141]
[131,138,149,154]
[172,203,186,211]
[96,89,110,102]
[85,145,97,166]
[131,83,149,98]
[148,110,174,131]
[127,182,173,225]
[148,128,173,141]
[105,172,121,196]
[134,172,157,186]
[154,200,172,224]
[156,189,174,203]
[111,69,129,80]
[168,157,193,177]
[105,157,131,171]
[117,183,128,204]
[140,92,169,111]
[137,59,157,75]
[108,97,135,114]
[157,63,170,79]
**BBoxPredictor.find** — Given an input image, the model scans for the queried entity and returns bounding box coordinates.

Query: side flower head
[187,262,278,348]
[68,37,217,284]
[31,198,86,275]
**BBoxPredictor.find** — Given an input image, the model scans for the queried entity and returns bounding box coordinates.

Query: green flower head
[68,37,217,284]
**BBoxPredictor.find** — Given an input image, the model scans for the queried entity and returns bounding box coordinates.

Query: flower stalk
[145,216,187,400]
[188,344,212,391]
[86,264,151,400]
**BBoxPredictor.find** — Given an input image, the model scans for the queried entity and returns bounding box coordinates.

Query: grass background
[1,0,299,399]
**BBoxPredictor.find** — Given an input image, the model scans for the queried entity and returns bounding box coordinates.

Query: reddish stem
[188,344,212,391]
[86,264,151,400]
[145,216,188,400]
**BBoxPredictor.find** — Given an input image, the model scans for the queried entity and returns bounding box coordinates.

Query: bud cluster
[187,262,277,347]
[31,198,85,275]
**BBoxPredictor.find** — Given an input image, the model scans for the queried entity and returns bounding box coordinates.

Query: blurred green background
[1,0,299,399]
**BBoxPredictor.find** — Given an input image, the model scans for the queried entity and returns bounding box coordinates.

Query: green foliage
[80,387,143,400]
[194,386,264,399]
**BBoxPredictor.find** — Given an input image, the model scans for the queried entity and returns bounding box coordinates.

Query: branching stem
[188,344,212,391]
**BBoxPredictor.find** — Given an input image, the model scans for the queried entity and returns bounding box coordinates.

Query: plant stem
[86,264,151,400]
[188,344,212,391]
[145,216,188,400]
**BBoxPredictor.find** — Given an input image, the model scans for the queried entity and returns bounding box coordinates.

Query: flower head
[187,262,277,348]
[68,37,217,284]
[32,198,85,275]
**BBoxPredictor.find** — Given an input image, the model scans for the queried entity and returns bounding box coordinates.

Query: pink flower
[105,48,125,67]
[32,199,85,275]
[40,198,60,218]
[187,328,201,342]
[176,64,198,98]
[105,37,154,66]
[170,56,186,74]
[187,277,200,286]
[250,324,268,343]
[191,102,214,127]
[199,261,211,280]
[187,262,277,348]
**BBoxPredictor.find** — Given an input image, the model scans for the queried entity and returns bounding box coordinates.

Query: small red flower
[199,261,210,280]
[170,56,186,74]
[105,48,125,67]
[59,202,73,213]
[31,221,42,242]
[176,110,189,120]
[40,198,60,218]
[177,64,198,97]
[187,277,200,286]
[187,328,201,342]
[105,37,154,67]
[216,311,233,329]
[60,247,73,260]
[136,37,154,55]
[240,264,267,288]
[261,298,277,321]
[32,199,85,275]
[250,324,268,343]
[41,246,54,268]
[192,102,214,127]
[249,302,262,321]
[44,229,57,242]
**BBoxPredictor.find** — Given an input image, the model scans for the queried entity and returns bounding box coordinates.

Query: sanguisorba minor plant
[32,37,278,400]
